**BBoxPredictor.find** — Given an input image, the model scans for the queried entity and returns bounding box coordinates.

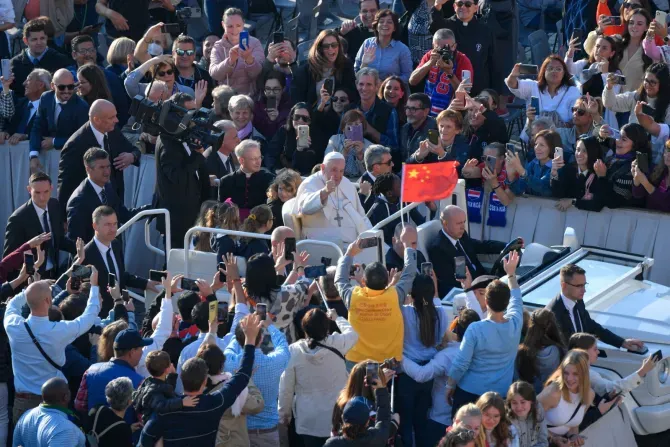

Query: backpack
[86,406,125,447]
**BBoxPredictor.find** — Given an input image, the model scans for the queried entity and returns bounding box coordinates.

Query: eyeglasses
[157,69,174,77]
[76,47,96,55]
[293,114,311,123]
[56,84,75,91]
[175,48,196,56]
[332,96,349,103]
[405,106,427,113]
[375,159,394,167]
[455,1,474,7]
[622,2,641,8]
[572,107,587,116]
[565,281,588,289]
[265,87,283,94]
[320,42,339,49]
[451,429,475,442]
[545,66,564,73]
[643,78,659,86]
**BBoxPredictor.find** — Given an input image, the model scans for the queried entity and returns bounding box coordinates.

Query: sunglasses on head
[456,1,474,7]
[293,114,311,123]
[572,107,587,116]
[175,49,196,56]
[157,69,174,77]
[56,84,75,91]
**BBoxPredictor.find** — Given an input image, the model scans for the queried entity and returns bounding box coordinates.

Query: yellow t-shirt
[346,286,404,363]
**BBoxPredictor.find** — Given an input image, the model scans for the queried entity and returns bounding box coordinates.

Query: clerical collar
[240,167,253,178]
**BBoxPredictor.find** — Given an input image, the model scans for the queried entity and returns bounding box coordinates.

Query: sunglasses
[572,107,587,116]
[157,69,174,77]
[175,48,196,56]
[293,114,311,123]
[622,2,641,7]
[56,84,75,91]
[332,96,349,103]
[320,42,339,49]
[455,1,474,7]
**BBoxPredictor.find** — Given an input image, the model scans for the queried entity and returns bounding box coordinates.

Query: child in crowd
[208,200,241,271]
[266,168,302,230]
[132,351,199,423]
[476,392,519,447]
[506,381,548,447]
[450,404,486,447]
[192,200,219,252]
[238,204,273,260]
[438,426,479,447]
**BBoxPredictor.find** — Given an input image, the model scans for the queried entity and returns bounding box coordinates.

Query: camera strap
[24,322,63,371]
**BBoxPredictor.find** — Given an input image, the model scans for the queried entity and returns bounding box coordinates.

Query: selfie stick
[390,375,395,412]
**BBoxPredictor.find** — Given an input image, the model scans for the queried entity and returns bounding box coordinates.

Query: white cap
[323,152,345,164]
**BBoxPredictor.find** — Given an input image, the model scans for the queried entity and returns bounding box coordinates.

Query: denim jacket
[509,158,553,197]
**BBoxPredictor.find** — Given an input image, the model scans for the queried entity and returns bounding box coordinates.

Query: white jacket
[278,317,358,437]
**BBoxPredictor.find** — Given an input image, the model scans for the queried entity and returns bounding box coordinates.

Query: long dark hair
[516,309,567,384]
[410,274,439,347]
[587,35,621,73]
[620,122,651,157]
[245,253,279,299]
[302,308,330,349]
[537,55,575,93]
[308,30,349,82]
[77,64,112,105]
[576,136,603,172]
[622,9,652,70]
[636,62,670,123]
[285,102,310,133]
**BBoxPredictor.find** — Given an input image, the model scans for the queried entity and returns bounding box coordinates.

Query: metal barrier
[117,209,172,257]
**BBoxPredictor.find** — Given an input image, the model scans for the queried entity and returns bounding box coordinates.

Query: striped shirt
[13,405,86,447]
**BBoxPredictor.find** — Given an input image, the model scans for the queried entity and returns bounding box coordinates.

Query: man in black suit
[545,264,645,351]
[3,172,76,278]
[428,205,506,297]
[359,145,394,212]
[29,69,89,174]
[85,205,159,316]
[0,68,50,145]
[202,119,239,198]
[58,99,141,214]
[9,19,70,98]
[154,93,211,249]
[385,222,427,272]
[67,147,151,243]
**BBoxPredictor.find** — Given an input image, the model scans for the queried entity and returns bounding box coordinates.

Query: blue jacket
[29,90,89,153]
[83,358,143,410]
[509,158,553,197]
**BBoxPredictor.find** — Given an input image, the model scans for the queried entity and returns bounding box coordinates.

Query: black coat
[290,61,357,107]
[5,96,38,135]
[132,376,181,424]
[58,122,141,214]
[427,230,505,297]
[202,148,235,199]
[3,198,76,275]
[358,171,376,213]
[545,294,625,348]
[367,197,425,246]
[154,135,211,249]
[66,179,151,243]
[9,49,70,97]
[551,165,607,212]
[217,169,275,212]
[30,90,89,153]
[84,238,148,316]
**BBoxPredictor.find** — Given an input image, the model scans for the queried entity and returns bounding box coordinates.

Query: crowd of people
[0,0,668,445]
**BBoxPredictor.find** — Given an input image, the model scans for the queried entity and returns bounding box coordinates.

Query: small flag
[401,162,459,203]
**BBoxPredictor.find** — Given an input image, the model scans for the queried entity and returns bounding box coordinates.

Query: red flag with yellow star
[401,162,459,202]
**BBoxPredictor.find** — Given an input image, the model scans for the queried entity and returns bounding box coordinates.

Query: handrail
[296,240,343,257]
[371,201,422,232]
[117,209,171,258]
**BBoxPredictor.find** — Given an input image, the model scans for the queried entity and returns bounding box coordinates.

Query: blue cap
[113,329,153,350]
[342,396,371,425]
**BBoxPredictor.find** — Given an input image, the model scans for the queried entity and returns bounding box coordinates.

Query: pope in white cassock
[293,152,372,249]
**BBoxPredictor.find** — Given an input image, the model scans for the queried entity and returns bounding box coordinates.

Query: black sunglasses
[56,84,75,91]
[293,114,311,123]
[331,96,349,103]
[157,69,174,76]
[455,1,474,7]
[572,107,587,116]
[320,42,339,49]
[622,2,641,8]
[175,49,196,56]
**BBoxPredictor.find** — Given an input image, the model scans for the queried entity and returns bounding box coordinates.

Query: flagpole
[400,163,405,229]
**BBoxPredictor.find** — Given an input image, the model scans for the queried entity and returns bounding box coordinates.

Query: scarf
[237,122,253,140]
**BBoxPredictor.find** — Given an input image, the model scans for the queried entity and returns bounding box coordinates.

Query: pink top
[209,35,264,96]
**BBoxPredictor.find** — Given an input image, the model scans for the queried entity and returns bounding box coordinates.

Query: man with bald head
[203,119,240,194]
[3,267,100,423]
[293,152,371,250]
[13,378,86,446]
[58,98,141,212]
[386,222,427,272]
[428,205,505,297]
[28,68,89,173]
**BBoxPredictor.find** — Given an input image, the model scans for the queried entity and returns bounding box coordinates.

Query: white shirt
[217,151,231,167]
[32,202,53,271]
[442,229,459,247]
[87,178,105,203]
[94,236,119,277]
[90,123,106,149]
[561,294,583,332]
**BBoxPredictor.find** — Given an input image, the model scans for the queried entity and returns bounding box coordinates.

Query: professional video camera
[438,45,454,64]
[129,95,224,149]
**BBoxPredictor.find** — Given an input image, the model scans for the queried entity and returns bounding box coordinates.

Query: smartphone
[256,302,267,320]
[239,31,249,51]
[218,262,226,282]
[71,276,81,290]
[555,147,563,159]
[485,155,497,174]
[284,237,296,262]
[218,303,229,322]
[304,264,328,279]
[297,125,309,147]
[181,277,199,292]
[461,70,471,84]
[149,269,167,282]
[506,143,516,154]
[350,264,359,277]
[604,391,623,403]
[208,300,217,322]
[530,96,540,113]
[366,361,380,383]
[656,10,668,25]
[72,264,92,279]
[121,289,129,302]
[421,262,433,276]
[321,257,332,267]
[454,256,466,280]
[273,31,285,45]
[359,237,379,249]
[519,64,539,75]
[324,78,334,96]
[606,16,622,26]
[345,123,364,142]
[641,103,656,116]
[1,59,10,80]
[160,23,181,35]
[571,29,584,41]
[24,252,35,275]
[636,151,649,173]
[427,129,440,145]
[652,349,663,362]
[614,74,627,85]
[266,96,278,110]
[108,273,116,288]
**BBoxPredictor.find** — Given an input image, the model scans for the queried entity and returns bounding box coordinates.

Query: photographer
[154,92,212,249]
[409,29,473,116]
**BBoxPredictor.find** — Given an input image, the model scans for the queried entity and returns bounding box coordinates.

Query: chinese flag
[401,162,459,203]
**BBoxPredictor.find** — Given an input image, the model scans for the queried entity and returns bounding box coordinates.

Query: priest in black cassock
[218,140,275,221]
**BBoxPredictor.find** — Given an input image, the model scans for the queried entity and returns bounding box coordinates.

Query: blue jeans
[425,419,448,447]
[205,0,248,35]
[396,372,433,447]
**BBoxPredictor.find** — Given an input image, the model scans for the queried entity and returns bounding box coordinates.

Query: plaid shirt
[0,91,14,120]
[224,325,290,430]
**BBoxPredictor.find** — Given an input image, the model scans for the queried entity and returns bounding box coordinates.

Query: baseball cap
[342,396,371,425]
[464,275,497,293]
[114,329,153,350]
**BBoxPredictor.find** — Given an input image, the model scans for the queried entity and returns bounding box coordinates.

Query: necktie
[103,134,110,155]
[100,188,107,205]
[226,157,234,174]
[456,240,476,274]
[106,248,117,277]
[41,210,50,234]
[16,103,33,134]
[41,211,54,267]
[572,304,583,332]
[54,103,62,126]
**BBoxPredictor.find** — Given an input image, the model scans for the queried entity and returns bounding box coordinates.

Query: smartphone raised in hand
[421,262,433,276]
[485,155,497,174]
[636,151,649,173]
[24,252,35,275]
[72,264,92,279]
[181,277,199,292]
[652,349,663,362]
[284,237,296,261]
[266,96,278,110]
[218,262,226,283]
[345,124,364,142]
[108,273,116,288]
[359,237,379,249]
[160,23,181,35]
[273,31,285,45]
[304,264,328,279]
[149,269,167,282]
[256,302,267,320]
[519,64,539,75]
[428,129,439,145]
[239,31,249,51]
[1,59,11,80]
[454,256,466,280]
[324,78,334,96]
[366,361,380,384]
[530,96,540,113]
